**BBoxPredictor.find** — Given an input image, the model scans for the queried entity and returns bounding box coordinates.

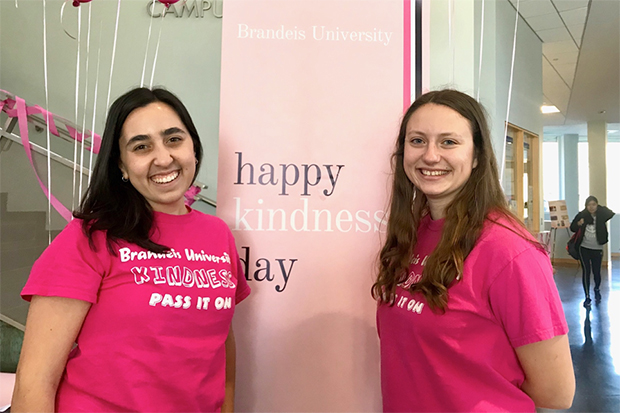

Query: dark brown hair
[74,87,203,253]
[372,89,532,311]
[585,196,598,207]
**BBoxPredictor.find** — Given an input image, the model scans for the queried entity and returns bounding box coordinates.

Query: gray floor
[553,258,620,412]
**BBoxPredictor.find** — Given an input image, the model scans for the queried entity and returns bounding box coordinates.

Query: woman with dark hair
[570,195,615,307]
[373,90,574,412]
[12,87,250,412]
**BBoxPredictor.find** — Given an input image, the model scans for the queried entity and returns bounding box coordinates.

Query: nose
[421,143,441,164]
[152,143,173,166]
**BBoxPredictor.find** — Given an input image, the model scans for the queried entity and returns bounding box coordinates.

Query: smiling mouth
[420,169,449,176]
[151,170,180,184]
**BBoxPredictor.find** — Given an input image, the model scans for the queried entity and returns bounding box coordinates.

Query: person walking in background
[570,196,615,308]
[373,89,574,412]
[11,87,250,412]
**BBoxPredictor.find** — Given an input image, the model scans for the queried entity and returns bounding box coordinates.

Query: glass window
[542,141,559,222]
[503,136,515,211]
[608,142,620,210]
[578,142,589,208]
[542,141,559,202]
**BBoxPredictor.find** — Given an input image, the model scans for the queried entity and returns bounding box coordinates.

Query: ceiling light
[541,105,560,114]
[608,130,619,134]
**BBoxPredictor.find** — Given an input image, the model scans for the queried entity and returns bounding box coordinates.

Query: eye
[133,144,148,151]
[442,139,457,146]
[409,137,425,145]
[168,136,183,144]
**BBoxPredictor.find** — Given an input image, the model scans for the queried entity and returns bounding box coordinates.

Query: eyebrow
[125,127,187,147]
[162,127,186,136]
[125,134,150,147]
[406,130,460,137]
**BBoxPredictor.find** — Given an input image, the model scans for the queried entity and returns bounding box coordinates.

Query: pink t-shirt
[377,214,568,412]
[22,209,250,412]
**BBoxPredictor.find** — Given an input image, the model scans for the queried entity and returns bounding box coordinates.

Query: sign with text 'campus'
[217,1,423,410]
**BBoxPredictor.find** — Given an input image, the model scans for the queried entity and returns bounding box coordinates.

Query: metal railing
[0,92,217,208]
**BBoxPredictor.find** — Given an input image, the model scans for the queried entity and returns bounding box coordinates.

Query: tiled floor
[554,258,620,412]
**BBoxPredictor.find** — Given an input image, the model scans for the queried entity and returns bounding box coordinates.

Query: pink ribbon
[1,91,101,154]
[0,90,102,222]
[13,96,73,222]
[1,91,200,220]
[184,185,201,207]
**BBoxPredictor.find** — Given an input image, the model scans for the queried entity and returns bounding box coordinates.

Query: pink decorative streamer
[1,90,101,222]
[2,90,199,219]
[184,185,201,207]
[403,0,411,112]
[2,92,101,153]
[14,97,72,222]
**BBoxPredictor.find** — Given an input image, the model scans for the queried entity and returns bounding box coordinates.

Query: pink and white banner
[217,1,425,410]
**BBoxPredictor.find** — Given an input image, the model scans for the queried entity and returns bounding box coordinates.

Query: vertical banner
[217,1,423,410]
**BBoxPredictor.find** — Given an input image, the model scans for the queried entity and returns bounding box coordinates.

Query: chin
[417,186,446,197]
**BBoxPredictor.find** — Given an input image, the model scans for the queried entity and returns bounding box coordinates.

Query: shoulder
[598,206,615,220]
[53,218,103,247]
[479,214,535,248]
[470,214,542,270]
[60,218,85,236]
[465,217,552,295]
[31,219,109,274]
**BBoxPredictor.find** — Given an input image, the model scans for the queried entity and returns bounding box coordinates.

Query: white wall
[0,0,223,219]
[610,215,619,255]
[2,0,545,223]
[429,0,543,167]
[493,0,543,137]
[428,0,543,233]
[429,0,476,94]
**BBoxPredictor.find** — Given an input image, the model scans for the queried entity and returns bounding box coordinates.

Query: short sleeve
[227,230,250,304]
[488,246,568,348]
[21,220,107,304]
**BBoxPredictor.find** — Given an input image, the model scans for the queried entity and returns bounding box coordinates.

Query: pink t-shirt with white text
[22,209,250,412]
[377,214,568,412]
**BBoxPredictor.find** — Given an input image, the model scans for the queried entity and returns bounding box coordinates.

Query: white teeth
[151,171,179,184]
[421,170,448,176]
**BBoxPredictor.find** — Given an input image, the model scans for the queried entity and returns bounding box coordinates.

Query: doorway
[502,123,541,232]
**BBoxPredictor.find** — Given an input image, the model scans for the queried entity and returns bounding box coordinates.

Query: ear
[473,156,478,169]
[118,161,128,180]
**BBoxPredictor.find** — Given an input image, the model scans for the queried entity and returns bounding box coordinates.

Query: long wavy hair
[372,89,531,311]
[74,87,203,253]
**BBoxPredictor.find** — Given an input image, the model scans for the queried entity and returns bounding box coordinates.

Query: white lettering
[132,267,150,285]
[149,293,163,306]
[119,247,131,262]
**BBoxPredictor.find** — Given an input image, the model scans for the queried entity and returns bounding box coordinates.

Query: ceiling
[508,0,619,138]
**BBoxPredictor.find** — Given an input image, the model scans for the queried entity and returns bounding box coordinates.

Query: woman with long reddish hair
[373,90,574,412]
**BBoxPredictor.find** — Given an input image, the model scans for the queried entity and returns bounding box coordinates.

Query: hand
[578,218,584,226]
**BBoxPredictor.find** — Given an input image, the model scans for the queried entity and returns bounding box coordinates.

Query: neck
[427,200,448,220]
[152,203,190,215]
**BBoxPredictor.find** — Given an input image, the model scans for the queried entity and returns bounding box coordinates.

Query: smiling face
[403,103,478,218]
[119,102,196,215]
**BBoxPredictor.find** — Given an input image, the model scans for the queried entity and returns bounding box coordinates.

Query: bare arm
[515,334,575,409]
[11,296,91,412]
[221,327,236,413]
